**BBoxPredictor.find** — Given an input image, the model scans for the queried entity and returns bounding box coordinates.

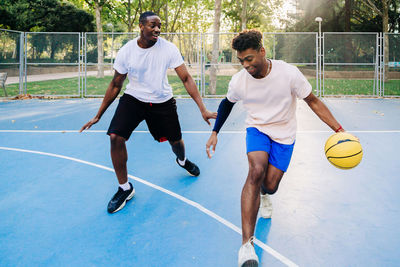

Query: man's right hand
[79,117,100,132]
[201,109,218,126]
[206,131,218,158]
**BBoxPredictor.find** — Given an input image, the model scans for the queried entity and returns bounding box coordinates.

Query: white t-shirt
[227,60,312,144]
[113,37,184,103]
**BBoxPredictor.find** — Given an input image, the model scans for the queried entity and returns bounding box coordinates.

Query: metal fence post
[315,32,319,96]
[379,32,385,96]
[24,32,27,95]
[381,32,385,97]
[19,32,24,95]
[80,32,85,98]
[374,33,378,96]
[82,32,87,97]
[378,32,381,96]
[322,32,325,97]
[200,33,205,97]
[79,32,82,98]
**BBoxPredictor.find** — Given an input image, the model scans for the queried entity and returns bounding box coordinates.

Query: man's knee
[262,172,284,194]
[261,183,279,195]
[169,139,183,147]
[248,164,267,185]
[110,133,125,146]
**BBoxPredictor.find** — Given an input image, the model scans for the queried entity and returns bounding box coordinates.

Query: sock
[178,157,187,166]
[119,181,131,191]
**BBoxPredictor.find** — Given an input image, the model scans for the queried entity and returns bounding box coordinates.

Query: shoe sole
[176,159,200,177]
[260,212,272,219]
[186,171,199,177]
[241,260,258,267]
[111,188,135,214]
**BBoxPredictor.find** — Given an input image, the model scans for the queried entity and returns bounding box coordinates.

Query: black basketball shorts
[107,94,182,142]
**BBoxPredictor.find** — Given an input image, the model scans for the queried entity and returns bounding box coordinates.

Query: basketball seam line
[325,140,360,155]
[327,150,363,159]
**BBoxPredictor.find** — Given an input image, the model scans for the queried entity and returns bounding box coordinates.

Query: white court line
[1,130,400,133]
[0,146,298,267]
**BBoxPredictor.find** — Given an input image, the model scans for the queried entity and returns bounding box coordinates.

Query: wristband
[335,125,343,132]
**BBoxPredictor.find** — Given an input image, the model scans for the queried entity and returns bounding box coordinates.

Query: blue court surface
[1,97,400,266]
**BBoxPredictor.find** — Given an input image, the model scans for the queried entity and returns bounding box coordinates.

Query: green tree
[107,0,142,32]
[84,0,109,77]
[1,0,94,63]
[288,0,399,33]
[222,0,279,32]
[0,0,94,32]
[209,0,222,95]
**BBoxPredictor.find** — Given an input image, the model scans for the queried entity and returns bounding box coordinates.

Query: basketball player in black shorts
[80,11,217,213]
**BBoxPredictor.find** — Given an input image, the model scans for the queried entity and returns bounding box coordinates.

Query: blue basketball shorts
[246,127,295,172]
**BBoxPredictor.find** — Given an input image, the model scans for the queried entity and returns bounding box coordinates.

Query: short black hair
[232,30,263,52]
[139,11,158,25]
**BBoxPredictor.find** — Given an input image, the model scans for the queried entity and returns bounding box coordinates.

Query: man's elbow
[304,93,319,106]
[181,75,192,85]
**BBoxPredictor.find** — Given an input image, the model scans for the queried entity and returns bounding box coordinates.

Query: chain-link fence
[24,32,81,97]
[322,32,379,96]
[265,32,318,95]
[1,29,399,98]
[84,32,138,96]
[201,33,238,97]
[163,33,201,96]
[83,32,201,97]
[0,29,23,97]
[384,33,400,97]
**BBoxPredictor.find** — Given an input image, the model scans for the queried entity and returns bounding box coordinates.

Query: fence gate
[322,32,380,97]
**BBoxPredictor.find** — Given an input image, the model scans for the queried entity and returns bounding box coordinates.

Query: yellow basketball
[324,132,363,169]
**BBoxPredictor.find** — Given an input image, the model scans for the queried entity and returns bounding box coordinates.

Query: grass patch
[3,77,81,96]
[383,80,400,96]
[322,79,376,95]
[322,79,400,96]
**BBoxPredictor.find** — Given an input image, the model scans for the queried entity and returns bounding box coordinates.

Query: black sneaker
[107,182,135,213]
[176,158,200,177]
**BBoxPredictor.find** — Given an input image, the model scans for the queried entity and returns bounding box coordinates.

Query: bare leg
[261,164,284,195]
[169,139,185,161]
[241,151,268,243]
[241,151,285,243]
[110,134,128,184]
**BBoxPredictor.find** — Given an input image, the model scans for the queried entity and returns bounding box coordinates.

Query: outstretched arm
[80,71,127,132]
[206,98,235,158]
[175,64,217,125]
[303,92,344,132]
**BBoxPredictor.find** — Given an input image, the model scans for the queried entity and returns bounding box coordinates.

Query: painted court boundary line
[1,130,400,133]
[0,146,298,267]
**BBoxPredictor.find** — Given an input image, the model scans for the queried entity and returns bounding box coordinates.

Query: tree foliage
[222,0,280,32]
[64,0,282,33]
[288,0,400,33]
[0,0,95,32]
[2,0,397,34]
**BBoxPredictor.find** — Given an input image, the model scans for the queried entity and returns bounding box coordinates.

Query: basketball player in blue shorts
[80,11,216,214]
[205,30,345,267]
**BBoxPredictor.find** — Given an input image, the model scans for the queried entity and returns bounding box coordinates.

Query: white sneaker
[260,193,273,218]
[238,236,259,267]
